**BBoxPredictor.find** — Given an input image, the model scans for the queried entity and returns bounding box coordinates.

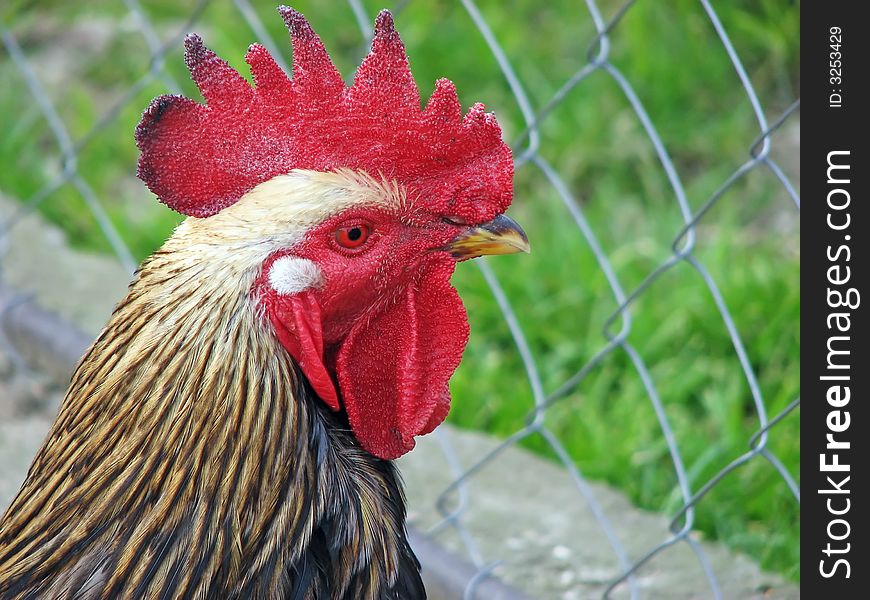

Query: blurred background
[1,1,799,598]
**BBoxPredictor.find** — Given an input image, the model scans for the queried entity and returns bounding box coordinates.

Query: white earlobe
[268,256,324,295]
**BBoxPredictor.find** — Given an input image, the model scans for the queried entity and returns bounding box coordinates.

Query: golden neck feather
[0,238,423,599]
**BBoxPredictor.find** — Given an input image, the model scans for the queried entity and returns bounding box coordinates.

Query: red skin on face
[257,205,472,460]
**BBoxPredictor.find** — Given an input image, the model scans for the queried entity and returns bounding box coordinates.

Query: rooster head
[134,6,527,460]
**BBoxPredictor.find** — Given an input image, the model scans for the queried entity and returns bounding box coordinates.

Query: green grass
[1,0,799,581]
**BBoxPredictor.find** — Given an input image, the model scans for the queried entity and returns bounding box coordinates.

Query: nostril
[441,216,468,226]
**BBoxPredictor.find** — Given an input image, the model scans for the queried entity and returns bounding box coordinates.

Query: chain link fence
[1,1,799,598]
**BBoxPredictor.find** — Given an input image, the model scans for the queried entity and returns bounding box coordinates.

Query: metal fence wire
[0,1,799,599]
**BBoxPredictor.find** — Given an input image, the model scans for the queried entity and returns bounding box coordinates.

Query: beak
[443,214,531,261]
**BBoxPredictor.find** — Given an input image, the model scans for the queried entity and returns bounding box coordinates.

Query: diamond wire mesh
[0,1,799,598]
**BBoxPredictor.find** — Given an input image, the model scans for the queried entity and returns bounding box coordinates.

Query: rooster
[0,6,526,599]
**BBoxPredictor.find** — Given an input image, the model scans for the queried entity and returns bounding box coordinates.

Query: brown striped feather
[0,183,425,599]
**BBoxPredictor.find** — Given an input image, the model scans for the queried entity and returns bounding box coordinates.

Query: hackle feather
[0,221,423,599]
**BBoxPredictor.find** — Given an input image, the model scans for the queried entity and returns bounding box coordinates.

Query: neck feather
[0,238,423,599]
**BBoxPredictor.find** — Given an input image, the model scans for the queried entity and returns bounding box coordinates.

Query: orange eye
[335,224,371,249]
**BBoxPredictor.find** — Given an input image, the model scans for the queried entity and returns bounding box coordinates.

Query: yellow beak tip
[444,214,530,260]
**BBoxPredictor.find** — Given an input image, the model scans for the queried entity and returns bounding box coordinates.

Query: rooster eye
[335,224,371,249]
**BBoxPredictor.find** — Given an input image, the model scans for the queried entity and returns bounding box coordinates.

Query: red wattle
[267,290,340,411]
[335,258,468,460]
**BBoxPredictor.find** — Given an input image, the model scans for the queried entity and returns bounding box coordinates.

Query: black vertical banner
[802,2,868,596]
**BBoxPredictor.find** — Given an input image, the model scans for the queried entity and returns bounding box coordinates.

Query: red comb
[136,6,513,220]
